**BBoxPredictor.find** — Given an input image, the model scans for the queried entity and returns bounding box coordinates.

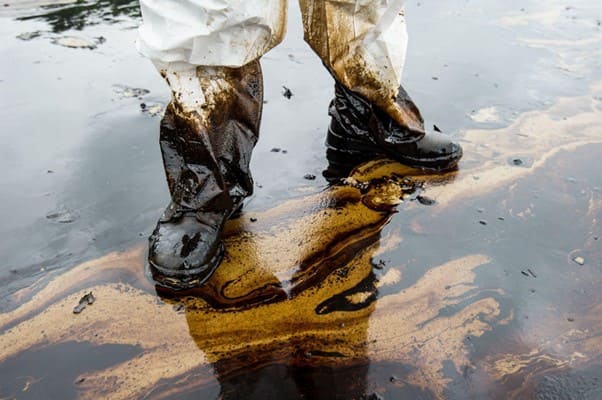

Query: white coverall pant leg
[137,0,288,68]
[137,0,410,124]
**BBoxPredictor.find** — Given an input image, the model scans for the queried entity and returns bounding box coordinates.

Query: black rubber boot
[149,61,263,289]
[325,82,463,177]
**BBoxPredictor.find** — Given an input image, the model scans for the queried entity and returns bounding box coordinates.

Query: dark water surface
[0,0,601,399]
[0,0,599,293]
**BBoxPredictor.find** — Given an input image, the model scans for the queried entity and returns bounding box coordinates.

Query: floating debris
[507,156,534,168]
[479,220,488,225]
[52,36,100,49]
[282,86,293,99]
[141,102,164,117]
[46,208,77,224]
[433,124,442,132]
[270,148,281,153]
[250,217,257,222]
[16,31,42,41]
[303,173,316,180]
[527,268,537,278]
[112,84,150,98]
[73,292,95,314]
[573,256,585,266]
[416,195,436,206]
[521,271,530,277]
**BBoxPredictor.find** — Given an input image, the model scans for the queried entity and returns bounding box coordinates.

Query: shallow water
[0,0,601,399]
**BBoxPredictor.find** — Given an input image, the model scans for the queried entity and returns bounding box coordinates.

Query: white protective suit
[137,0,411,126]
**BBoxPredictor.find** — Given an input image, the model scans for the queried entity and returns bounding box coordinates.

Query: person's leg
[299,0,418,131]
[299,0,462,172]
[148,62,264,288]
[137,0,286,288]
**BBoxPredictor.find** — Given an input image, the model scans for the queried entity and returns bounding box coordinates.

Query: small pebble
[573,256,585,265]
[250,217,257,222]
[73,292,95,314]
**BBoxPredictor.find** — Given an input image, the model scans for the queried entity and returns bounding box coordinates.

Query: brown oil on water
[1,0,602,399]
[1,84,601,397]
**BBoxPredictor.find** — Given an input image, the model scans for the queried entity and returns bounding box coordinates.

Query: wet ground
[0,0,601,399]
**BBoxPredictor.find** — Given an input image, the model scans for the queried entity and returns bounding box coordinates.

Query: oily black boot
[325,82,462,177]
[149,61,263,289]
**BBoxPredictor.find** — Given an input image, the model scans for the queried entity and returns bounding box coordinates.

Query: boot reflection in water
[137,0,463,288]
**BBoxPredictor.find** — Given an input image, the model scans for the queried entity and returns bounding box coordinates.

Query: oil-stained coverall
[137,0,463,288]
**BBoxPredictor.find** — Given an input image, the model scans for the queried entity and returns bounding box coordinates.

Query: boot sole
[149,241,224,290]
